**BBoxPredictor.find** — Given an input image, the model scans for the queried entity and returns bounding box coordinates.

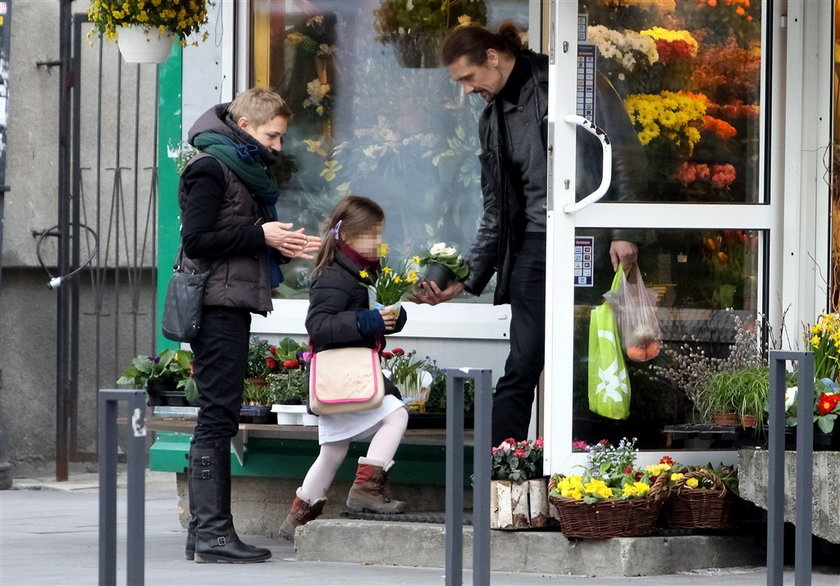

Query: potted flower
[490,437,548,530]
[242,336,285,423]
[373,0,488,68]
[415,242,469,291]
[360,248,419,311]
[703,365,769,428]
[547,438,669,538]
[87,0,211,64]
[783,379,840,450]
[380,348,432,412]
[117,348,198,406]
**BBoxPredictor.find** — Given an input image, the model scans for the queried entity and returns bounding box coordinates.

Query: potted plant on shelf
[87,0,211,64]
[117,348,198,406]
[415,242,469,291]
[548,438,669,538]
[783,379,840,450]
[241,336,286,423]
[266,338,317,426]
[490,437,548,530]
[704,365,769,428]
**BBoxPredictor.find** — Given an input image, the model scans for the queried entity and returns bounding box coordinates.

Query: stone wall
[739,449,840,544]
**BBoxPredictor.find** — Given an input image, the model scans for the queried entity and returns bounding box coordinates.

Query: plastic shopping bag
[604,265,662,362]
[588,270,631,420]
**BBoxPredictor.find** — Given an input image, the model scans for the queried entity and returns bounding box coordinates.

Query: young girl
[279,195,410,542]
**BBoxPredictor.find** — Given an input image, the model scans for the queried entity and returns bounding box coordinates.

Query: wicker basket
[663,469,732,530]
[548,475,667,539]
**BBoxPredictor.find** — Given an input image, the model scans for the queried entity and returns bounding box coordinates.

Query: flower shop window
[583,0,764,204]
[248,0,531,299]
[571,227,767,450]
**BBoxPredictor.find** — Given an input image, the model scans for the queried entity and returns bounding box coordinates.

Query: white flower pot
[271,403,317,426]
[117,25,174,64]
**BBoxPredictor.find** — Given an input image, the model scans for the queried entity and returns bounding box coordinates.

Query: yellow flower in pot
[88,0,211,63]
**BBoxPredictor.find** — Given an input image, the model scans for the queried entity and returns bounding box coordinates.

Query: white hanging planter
[116,25,174,64]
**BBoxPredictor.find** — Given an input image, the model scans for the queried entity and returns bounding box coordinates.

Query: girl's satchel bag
[309,347,384,415]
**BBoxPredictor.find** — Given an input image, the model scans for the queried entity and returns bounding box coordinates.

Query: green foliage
[704,365,769,420]
[266,368,308,404]
[426,371,475,413]
[380,348,427,390]
[116,348,198,404]
[246,337,277,379]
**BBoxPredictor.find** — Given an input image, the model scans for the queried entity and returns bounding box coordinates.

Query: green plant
[116,348,198,404]
[491,437,544,483]
[242,380,272,406]
[415,242,470,280]
[704,365,769,422]
[373,0,488,44]
[266,366,308,405]
[87,0,211,44]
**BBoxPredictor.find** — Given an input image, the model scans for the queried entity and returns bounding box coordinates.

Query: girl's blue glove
[356,309,385,337]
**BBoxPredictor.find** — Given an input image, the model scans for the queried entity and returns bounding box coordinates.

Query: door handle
[562,114,612,214]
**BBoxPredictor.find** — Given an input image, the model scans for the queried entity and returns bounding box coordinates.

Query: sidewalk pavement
[1,469,838,586]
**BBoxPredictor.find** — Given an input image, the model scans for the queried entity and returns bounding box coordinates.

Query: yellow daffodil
[359,270,369,279]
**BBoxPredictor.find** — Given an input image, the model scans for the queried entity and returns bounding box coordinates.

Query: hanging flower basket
[662,469,733,530]
[116,26,174,64]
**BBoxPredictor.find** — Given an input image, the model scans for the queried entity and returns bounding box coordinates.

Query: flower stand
[117,25,174,64]
[490,479,549,530]
[271,404,318,426]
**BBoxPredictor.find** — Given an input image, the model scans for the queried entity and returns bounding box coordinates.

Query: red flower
[818,392,840,415]
[282,359,299,369]
[659,456,675,466]
[269,346,277,355]
[513,449,526,458]
[381,351,394,359]
[505,437,517,445]
[265,357,278,370]
[391,348,405,356]
[624,467,633,475]
[491,447,498,455]
[534,437,544,449]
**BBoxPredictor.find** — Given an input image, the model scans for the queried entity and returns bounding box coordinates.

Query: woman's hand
[262,222,321,259]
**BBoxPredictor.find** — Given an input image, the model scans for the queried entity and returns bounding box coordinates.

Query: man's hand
[609,240,637,271]
[263,222,321,260]
[409,280,465,306]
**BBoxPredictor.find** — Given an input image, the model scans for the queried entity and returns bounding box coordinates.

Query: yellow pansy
[685,477,699,489]
[670,472,684,482]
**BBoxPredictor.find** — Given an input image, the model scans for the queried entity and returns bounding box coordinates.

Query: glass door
[545,0,774,471]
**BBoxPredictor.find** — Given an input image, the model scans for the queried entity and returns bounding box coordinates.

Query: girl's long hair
[311,195,385,278]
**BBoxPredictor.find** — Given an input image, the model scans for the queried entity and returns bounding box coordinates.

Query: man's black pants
[191,306,252,444]
[491,234,546,446]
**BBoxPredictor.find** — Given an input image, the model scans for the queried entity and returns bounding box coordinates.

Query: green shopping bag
[588,270,631,420]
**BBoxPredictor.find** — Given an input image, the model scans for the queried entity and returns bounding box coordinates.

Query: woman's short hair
[228,87,293,127]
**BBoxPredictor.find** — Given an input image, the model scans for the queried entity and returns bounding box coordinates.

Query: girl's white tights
[299,407,409,501]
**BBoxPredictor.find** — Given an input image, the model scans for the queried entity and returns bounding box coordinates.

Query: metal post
[794,355,813,586]
[98,389,146,586]
[766,351,814,586]
[470,369,493,586]
[767,351,786,586]
[444,368,492,586]
[444,370,465,586]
